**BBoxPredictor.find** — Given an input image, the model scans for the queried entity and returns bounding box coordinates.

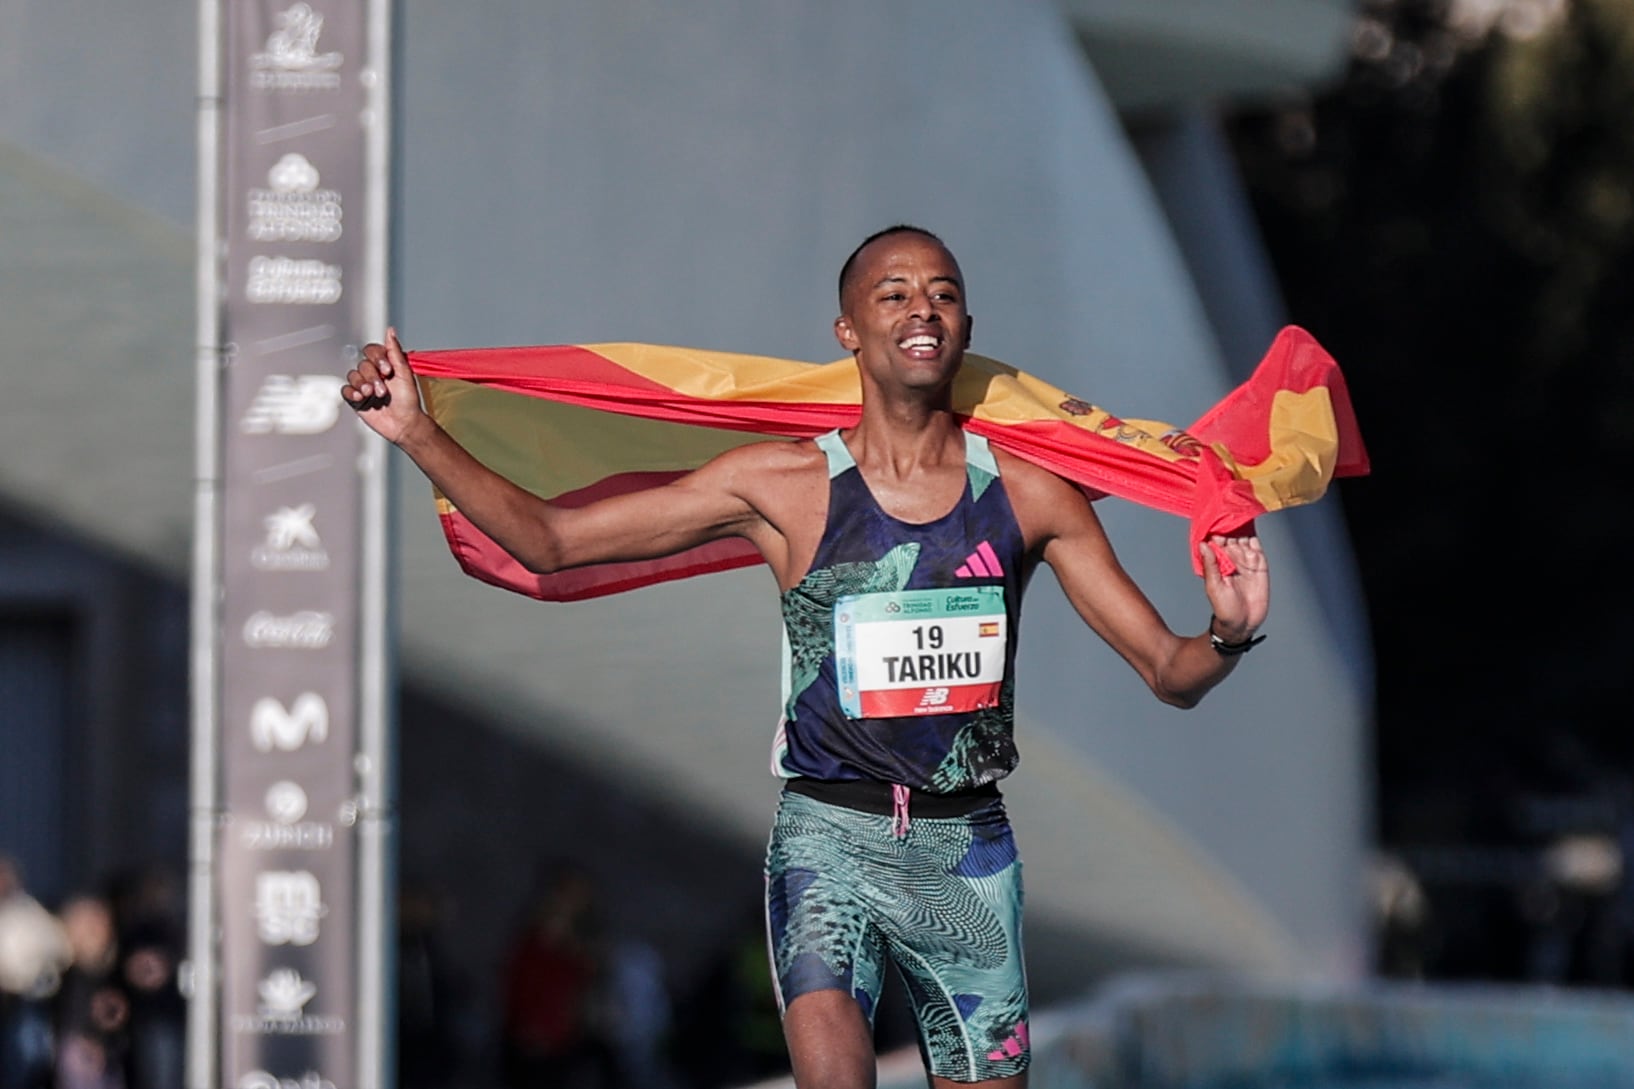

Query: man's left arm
[1005,458,1270,709]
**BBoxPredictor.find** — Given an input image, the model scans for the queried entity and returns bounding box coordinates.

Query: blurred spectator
[1368,851,1429,979]
[105,867,184,1089]
[500,866,609,1089]
[674,907,786,1089]
[591,938,676,1089]
[116,922,181,1089]
[397,881,461,1089]
[52,895,128,1089]
[0,857,69,1089]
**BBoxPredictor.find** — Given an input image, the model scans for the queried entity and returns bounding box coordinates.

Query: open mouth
[898,334,942,358]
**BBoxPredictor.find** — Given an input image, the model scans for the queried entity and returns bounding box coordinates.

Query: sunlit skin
[343,230,1269,1089]
[838,232,972,402]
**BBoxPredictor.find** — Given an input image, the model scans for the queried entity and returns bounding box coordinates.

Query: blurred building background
[14,0,1626,1086]
[1229,0,1634,992]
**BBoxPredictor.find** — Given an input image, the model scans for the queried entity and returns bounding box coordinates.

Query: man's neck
[846,396,964,482]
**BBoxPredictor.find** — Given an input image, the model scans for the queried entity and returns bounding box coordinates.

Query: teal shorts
[763,789,1030,1083]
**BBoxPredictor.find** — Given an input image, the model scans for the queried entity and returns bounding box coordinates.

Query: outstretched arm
[342,329,773,573]
[1002,456,1270,709]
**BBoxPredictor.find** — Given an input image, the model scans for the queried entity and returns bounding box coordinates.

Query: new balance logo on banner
[240,375,343,435]
[955,541,1005,578]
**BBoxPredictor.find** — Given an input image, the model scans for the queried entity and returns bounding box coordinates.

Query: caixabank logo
[252,504,331,572]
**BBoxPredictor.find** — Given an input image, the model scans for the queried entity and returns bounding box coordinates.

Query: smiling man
[343,225,1270,1088]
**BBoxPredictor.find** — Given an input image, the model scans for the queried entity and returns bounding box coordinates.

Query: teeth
[900,335,939,349]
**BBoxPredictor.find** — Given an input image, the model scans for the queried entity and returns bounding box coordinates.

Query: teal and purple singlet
[764,428,1034,1082]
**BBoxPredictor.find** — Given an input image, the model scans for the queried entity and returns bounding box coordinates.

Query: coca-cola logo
[243,610,334,649]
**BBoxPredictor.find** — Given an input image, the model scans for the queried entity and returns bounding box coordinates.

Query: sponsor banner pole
[195,2,393,1088]
[355,1,395,1086]
[187,0,226,1086]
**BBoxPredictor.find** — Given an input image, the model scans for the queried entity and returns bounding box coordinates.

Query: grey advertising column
[191,2,394,1088]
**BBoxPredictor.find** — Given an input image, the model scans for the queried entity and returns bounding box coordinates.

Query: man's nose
[908,292,940,320]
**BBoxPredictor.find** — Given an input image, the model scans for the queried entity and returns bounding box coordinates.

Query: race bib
[834,587,1007,718]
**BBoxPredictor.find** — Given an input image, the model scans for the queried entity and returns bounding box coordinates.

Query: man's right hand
[344,326,427,445]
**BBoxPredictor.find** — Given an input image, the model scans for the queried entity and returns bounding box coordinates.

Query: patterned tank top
[771,428,1031,793]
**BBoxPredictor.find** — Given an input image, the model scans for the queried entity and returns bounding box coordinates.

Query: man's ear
[834,315,859,353]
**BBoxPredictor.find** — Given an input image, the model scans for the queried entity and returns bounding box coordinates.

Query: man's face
[835,233,971,394]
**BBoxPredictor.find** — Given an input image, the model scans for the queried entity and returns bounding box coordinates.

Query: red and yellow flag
[410,325,1368,601]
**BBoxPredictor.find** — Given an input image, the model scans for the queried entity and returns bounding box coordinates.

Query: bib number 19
[834,587,1006,718]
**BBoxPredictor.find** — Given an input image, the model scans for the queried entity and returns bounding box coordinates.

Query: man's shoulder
[712,436,827,477]
[990,445,1097,542]
[991,446,1073,496]
[703,438,829,554]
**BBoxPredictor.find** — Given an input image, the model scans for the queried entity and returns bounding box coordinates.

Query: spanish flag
[409,325,1367,602]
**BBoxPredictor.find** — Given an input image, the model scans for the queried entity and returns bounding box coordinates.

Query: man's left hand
[1200,534,1270,641]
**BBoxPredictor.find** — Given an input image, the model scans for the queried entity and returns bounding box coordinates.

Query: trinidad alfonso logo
[248,154,343,243]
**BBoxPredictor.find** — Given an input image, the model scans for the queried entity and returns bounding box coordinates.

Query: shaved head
[837,225,950,311]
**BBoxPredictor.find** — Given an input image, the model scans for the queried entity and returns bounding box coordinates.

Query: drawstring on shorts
[891,783,911,837]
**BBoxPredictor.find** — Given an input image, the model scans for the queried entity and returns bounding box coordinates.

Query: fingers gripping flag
[408,326,1368,601]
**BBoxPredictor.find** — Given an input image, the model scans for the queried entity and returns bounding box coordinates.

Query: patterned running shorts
[763,789,1030,1083]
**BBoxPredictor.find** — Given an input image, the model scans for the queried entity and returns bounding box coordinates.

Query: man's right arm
[343,328,772,574]
[997,452,1269,710]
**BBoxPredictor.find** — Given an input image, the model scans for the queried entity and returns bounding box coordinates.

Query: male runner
[343,226,1270,1088]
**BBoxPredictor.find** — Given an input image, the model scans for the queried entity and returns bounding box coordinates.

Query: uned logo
[250,693,328,753]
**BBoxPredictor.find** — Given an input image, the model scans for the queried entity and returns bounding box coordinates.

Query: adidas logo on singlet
[955,541,1004,578]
